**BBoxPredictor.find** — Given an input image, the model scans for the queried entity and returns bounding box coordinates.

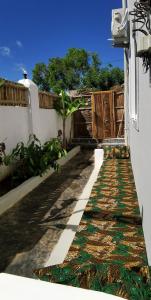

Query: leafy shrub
[0,142,6,164]
[4,135,66,183]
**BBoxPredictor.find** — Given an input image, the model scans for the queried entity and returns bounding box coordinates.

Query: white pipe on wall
[122,0,128,144]
[122,0,127,10]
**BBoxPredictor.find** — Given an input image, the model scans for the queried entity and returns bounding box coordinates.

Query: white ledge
[0,273,125,300]
[0,146,80,216]
[45,149,104,266]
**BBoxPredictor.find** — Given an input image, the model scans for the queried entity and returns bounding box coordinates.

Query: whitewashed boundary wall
[0,78,71,154]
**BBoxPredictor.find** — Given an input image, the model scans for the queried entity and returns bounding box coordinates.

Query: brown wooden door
[92,91,115,139]
[92,90,124,139]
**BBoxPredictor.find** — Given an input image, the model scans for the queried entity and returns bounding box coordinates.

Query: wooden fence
[39,91,58,109]
[0,80,58,109]
[92,89,124,139]
[0,81,28,107]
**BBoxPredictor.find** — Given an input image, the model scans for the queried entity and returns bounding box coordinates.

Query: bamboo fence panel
[0,82,28,107]
[39,91,58,109]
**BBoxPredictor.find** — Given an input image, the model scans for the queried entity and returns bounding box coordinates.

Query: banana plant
[55,90,85,148]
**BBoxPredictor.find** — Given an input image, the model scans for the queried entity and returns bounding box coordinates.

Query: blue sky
[0,0,123,81]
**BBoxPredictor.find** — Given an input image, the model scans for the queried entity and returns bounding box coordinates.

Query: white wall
[38,109,71,144]
[0,107,29,154]
[0,79,72,154]
[38,109,60,143]
[127,0,151,265]
[57,114,72,142]
[0,79,72,182]
[0,107,71,154]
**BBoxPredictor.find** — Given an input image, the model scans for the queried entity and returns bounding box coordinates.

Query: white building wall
[37,109,60,144]
[0,105,71,154]
[0,79,72,182]
[127,0,151,265]
[38,110,71,144]
[0,107,29,154]
[0,79,72,154]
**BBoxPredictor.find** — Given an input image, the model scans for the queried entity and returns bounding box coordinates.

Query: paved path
[35,157,151,300]
[0,150,94,278]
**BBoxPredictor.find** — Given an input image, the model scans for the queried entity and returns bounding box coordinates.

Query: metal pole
[122,0,128,144]
[122,0,127,10]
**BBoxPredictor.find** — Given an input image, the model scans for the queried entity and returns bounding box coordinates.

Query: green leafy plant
[55,90,85,148]
[4,135,66,184]
[0,142,6,164]
[0,78,5,88]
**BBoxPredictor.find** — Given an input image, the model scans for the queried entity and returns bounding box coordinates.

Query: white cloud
[15,63,27,74]
[0,46,11,57]
[16,40,23,48]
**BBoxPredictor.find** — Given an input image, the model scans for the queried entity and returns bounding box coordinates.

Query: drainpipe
[122,0,129,145]
[122,0,127,10]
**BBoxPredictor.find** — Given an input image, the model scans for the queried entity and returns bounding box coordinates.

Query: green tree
[32,63,50,91]
[82,52,101,89]
[110,67,124,86]
[48,57,68,94]
[55,90,84,148]
[32,48,124,93]
[99,66,124,90]
[33,48,97,92]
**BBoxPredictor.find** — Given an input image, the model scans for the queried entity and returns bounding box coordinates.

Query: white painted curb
[0,273,125,300]
[0,146,80,216]
[45,149,104,266]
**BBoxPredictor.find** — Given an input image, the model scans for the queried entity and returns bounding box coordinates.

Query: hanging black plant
[130,0,151,35]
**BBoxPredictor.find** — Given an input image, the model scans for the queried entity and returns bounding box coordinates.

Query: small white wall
[57,115,72,142]
[127,0,151,265]
[0,79,72,182]
[0,79,72,154]
[0,107,29,154]
[38,110,72,144]
[38,109,59,143]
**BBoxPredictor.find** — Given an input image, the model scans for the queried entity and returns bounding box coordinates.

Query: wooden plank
[91,93,96,139]
[109,91,113,138]
[112,92,116,137]
[98,93,104,139]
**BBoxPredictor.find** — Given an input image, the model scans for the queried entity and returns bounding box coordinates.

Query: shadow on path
[0,150,93,272]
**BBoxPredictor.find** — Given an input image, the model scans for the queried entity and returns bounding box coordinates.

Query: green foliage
[32,48,124,93]
[48,58,67,94]
[55,90,85,119]
[4,135,66,183]
[0,143,6,164]
[0,78,5,88]
[55,90,85,148]
[32,63,50,91]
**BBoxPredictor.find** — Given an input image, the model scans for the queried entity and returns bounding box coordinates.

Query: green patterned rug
[34,149,151,299]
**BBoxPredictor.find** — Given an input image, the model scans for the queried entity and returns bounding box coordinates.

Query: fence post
[18,78,40,139]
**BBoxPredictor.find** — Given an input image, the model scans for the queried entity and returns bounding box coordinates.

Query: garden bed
[0,176,17,197]
[0,146,80,216]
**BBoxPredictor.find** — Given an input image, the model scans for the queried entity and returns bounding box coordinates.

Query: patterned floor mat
[34,155,151,299]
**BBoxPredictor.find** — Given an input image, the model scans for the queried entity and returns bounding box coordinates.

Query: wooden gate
[92,90,124,139]
[73,94,92,138]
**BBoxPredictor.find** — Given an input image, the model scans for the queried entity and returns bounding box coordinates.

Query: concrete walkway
[0,150,94,278]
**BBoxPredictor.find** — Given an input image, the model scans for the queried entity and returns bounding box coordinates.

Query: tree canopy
[32,48,124,93]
